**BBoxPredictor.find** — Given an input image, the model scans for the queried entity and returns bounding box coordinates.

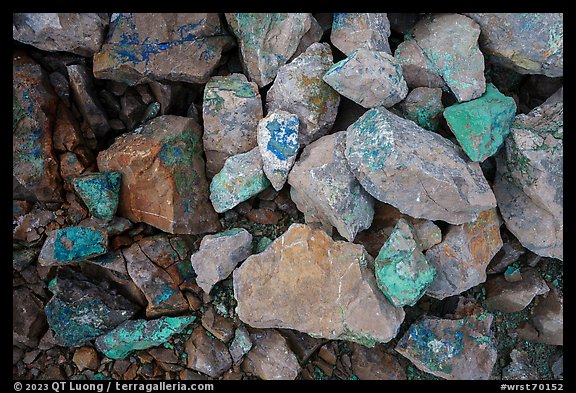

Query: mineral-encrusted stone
[394,40,446,90]
[502,349,539,380]
[241,329,300,380]
[485,268,549,313]
[350,343,406,380]
[344,107,497,224]
[398,87,443,131]
[72,172,121,222]
[443,83,517,162]
[45,270,139,347]
[257,110,300,191]
[395,314,497,380]
[123,242,189,318]
[38,226,108,266]
[93,13,234,85]
[202,73,263,177]
[425,209,502,299]
[229,327,253,366]
[331,13,391,55]
[13,13,109,56]
[184,326,232,378]
[464,13,563,77]
[97,115,220,235]
[267,43,340,146]
[13,52,63,202]
[225,13,321,87]
[13,287,47,348]
[233,224,405,346]
[323,48,408,108]
[209,148,270,213]
[493,88,563,260]
[95,315,195,359]
[374,219,436,307]
[288,131,374,242]
[191,228,252,294]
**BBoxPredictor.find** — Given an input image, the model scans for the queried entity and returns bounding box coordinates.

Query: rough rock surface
[72,171,122,222]
[229,327,252,366]
[395,314,497,380]
[233,224,405,346]
[185,326,233,378]
[493,88,563,260]
[344,107,497,224]
[97,115,220,235]
[288,131,374,242]
[323,48,408,108]
[267,43,340,146]
[331,13,391,55]
[242,329,300,380]
[526,288,563,346]
[502,349,539,380]
[191,228,253,294]
[485,268,549,313]
[38,226,108,266]
[465,13,563,77]
[425,209,502,300]
[225,13,321,87]
[398,87,444,131]
[394,39,446,90]
[202,73,263,177]
[350,343,406,380]
[13,13,109,56]
[94,13,234,85]
[13,287,47,348]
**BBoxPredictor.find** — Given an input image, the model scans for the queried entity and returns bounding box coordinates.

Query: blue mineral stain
[53,226,107,263]
[266,117,299,160]
[332,13,351,31]
[15,128,45,171]
[73,171,122,222]
[151,282,176,303]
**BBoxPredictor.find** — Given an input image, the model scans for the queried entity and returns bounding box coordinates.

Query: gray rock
[331,13,391,55]
[502,349,539,380]
[398,87,444,131]
[13,287,47,348]
[288,131,374,242]
[191,228,253,294]
[530,288,563,346]
[485,268,549,313]
[201,306,235,343]
[344,107,497,224]
[394,39,446,90]
[229,327,253,366]
[350,343,406,380]
[13,13,108,56]
[185,326,232,378]
[267,42,340,146]
[242,329,300,380]
[323,48,408,108]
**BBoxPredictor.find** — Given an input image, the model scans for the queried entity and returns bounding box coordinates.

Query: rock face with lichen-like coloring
[202,73,263,177]
[72,172,121,222]
[288,131,374,242]
[493,88,563,260]
[267,43,340,146]
[233,224,405,346]
[38,226,108,266]
[344,107,497,225]
[425,209,503,300]
[93,13,234,85]
[323,48,408,109]
[97,115,220,235]
[331,13,391,55]
[242,329,300,380]
[398,87,444,131]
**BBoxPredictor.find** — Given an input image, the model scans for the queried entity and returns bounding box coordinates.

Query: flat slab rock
[344,107,497,225]
[233,223,405,347]
[241,329,300,380]
[331,13,392,55]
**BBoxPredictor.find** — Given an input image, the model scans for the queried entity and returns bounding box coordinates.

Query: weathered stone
[225,13,321,87]
[13,287,47,348]
[13,51,63,203]
[202,73,263,177]
[13,248,40,272]
[374,219,436,307]
[119,89,146,131]
[487,231,526,274]
[493,88,563,260]
[425,209,502,299]
[137,234,187,269]
[529,288,563,346]
[444,83,517,162]
[97,115,220,235]
[331,13,391,55]
[95,315,195,359]
[267,43,340,146]
[395,314,497,380]
[52,104,84,153]
[344,107,497,224]
[87,250,128,276]
[255,237,273,254]
[323,48,408,108]
[291,16,324,61]
[209,148,270,213]
[13,208,56,243]
[484,268,549,313]
[185,326,232,378]
[465,13,563,77]
[398,87,444,131]
[13,13,108,56]
[73,347,99,371]
[45,269,139,347]
[257,110,300,191]
[229,327,252,366]
[93,13,234,85]
[191,228,252,294]
[38,226,108,266]
[394,39,446,90]
[502,349,539,380]
[72,172,121,222]
[123,242,188,318]
[149,347,178,364]
[201,306,235,343]
[234,224,405,346]
[242,329,300,380]
[288,131,374,242]
[350,343,406,380]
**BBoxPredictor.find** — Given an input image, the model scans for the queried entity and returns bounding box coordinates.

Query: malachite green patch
[265,116,299,161]
[53,226,107,263]
[72,171,122,222]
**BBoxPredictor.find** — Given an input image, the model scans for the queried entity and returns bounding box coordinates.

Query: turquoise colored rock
[443,83,517,162]
[255,237,273,253]
[72,171,122,222]
[38,226,108,266]
[95,315,196,359]
[374,219,436,307]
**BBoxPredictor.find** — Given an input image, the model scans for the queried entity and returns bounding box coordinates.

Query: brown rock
[530,288,563,346]
[278,329,326,364]
[201,306,235,343]
[351,343,406,380]
[148,348,178,364]
[72,346,99,371]
[245,208,282,225]
[185,326,232,378]
[242,329,300,380]
[13,287,47,348]
[484,268,549,313]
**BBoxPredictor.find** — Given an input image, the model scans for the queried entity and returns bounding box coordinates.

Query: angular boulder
[72,171,122,222]
[184,326,233,378]
[242,329,300,380]
[331,13,392,55]
[484,268,549,313]
[38,226,108,266]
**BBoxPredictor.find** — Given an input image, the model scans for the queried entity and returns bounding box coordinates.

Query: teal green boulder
[72,171,122,222]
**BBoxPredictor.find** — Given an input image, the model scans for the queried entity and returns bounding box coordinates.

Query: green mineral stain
[13,94,26,134]
[349,374,359,380]
[212,227,245,238]
[255,236,273,253]
[471,336,492,344]
[443,83,517,162]
[140,101,161,124]
[208,76,257,98]
[53,226,107,263]
[72,171,122,222]
[158,129,201,196]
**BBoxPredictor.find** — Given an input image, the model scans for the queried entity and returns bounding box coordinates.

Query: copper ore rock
[242,329,300,380]
[331,13,392,55]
